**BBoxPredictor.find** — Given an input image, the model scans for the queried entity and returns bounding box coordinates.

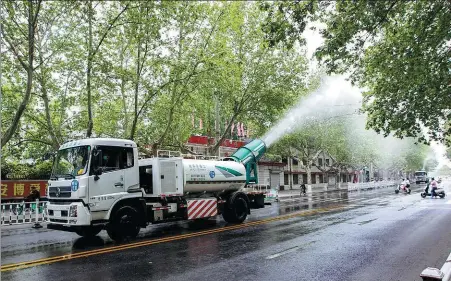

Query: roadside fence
[1,199,47,227]
[347,181,396,192]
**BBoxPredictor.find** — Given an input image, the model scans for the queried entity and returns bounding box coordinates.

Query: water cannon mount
[223,139,267,185]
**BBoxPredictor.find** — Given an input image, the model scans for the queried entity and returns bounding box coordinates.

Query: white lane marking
[446,200,451,204]
[266,246,301,259]
[266,241,316,260]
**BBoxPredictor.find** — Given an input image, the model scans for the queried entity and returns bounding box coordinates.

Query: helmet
[432,177,435,180]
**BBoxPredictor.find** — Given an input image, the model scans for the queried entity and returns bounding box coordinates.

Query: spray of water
[262,76,361,147]
[261,75,444,175]
[421,125,451,176]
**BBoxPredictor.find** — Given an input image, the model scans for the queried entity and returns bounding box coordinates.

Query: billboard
[1,180,48,199]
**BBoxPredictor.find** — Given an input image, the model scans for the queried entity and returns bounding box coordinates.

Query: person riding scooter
[430,177,438,198]
[421,178,445,198]
[395,179,411,194]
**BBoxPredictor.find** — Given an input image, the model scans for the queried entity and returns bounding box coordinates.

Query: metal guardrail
[346,181,396,191]
[420,252,451,281]
[1,199,47,226]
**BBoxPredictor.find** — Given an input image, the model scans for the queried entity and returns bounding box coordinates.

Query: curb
[278,185,397,201]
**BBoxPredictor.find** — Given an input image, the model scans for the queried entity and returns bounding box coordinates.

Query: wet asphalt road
[2,181,451,281]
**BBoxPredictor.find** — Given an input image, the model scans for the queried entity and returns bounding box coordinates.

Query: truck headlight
[69,205,77,217]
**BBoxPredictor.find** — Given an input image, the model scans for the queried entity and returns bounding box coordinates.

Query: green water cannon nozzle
[223,139,267,184]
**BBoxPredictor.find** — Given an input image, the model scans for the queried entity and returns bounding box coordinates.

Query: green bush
[2,160,53,180]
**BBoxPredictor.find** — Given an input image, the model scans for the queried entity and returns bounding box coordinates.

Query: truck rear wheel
[107,206,140,242]
[254,194,265,208]
[222,196,248,224]
[75,226,102,238]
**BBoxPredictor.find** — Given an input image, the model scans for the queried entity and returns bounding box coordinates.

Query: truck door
[88,145,125,212]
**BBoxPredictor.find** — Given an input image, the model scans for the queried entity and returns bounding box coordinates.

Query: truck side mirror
[91,148,103,181]
[93,167,102,181]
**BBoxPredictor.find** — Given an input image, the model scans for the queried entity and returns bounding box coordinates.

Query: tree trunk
[1,0,39,147]
[86,0,94,138]
[152,143,158,157]
[306,161,312,193]
[39,75,60,150]
[37,37,59,150]
[129,35,142,140]
[119,44,129,137]
[211,111,239,155]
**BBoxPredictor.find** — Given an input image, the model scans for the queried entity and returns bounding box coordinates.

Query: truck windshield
[415,172,426,176]
[51,146,91,178]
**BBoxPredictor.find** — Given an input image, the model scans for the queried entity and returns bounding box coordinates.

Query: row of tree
[2,1,308,162]
[2,1,440,181]
[268,115,438,185]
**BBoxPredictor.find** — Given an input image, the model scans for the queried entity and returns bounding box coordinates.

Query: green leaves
[260,0,451,147]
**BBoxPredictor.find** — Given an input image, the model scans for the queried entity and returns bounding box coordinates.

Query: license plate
[54,210,61,217]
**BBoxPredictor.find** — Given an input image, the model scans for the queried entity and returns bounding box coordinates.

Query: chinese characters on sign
[0,181,48,199]
[188,164,208,181]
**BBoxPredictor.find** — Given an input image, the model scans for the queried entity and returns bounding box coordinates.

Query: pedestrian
[26,186,40,202]
[300,183,306,196]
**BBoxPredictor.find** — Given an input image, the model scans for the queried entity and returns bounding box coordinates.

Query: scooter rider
[405,178,411,189]
[401,179,410,190]
[430,177,438,198]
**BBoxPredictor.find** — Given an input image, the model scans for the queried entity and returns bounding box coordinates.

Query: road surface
[2,181,450,281]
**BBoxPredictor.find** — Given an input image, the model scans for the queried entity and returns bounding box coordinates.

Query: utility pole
[289,148,293,190]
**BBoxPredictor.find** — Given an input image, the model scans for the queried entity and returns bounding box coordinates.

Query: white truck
[46,138,267,241]
[414,170,428,184]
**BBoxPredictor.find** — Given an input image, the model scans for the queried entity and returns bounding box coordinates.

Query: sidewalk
[277,183,396,201]
[278,187,348,200]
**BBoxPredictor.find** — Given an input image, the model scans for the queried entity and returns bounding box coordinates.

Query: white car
[264,188,279,203]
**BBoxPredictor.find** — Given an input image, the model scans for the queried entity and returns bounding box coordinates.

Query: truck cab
[414,170,428,184]
[46,138,140,236]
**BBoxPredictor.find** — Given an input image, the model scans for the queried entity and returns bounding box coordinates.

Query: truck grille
[48,210,68,217]
[49,186,71,198]
[49,219,68,223]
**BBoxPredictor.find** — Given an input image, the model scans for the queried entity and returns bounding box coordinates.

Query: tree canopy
[1,1,307,161]
[260,0,451,145]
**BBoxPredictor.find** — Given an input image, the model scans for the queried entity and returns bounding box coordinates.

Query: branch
[1,26,28,70]
[14,138,53,147]
[32,0,42,28]
[91,3,130,57]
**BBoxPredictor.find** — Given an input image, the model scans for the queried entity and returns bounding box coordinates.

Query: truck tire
[107,206,140,242]
[222,196,248,224]
[75,226,102,238]
[256,194,265,208]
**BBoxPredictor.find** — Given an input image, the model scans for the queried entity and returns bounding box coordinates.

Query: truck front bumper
[46,202,91,227]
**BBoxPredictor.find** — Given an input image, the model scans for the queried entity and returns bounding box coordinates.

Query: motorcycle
[395,184,411,194]
[420,185,445,198]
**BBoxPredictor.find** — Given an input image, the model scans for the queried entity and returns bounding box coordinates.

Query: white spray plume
[262,76,361,147]
[262,75,443,173]
[421,125,451,173]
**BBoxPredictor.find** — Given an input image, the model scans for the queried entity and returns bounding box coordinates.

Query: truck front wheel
[107,206,140,242]
[75,226,102,238]
[222,196,248,224]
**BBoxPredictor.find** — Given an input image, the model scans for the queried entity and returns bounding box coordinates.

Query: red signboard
[187,136,211,145]
[220,139,246,148]
[187,135,246,149]
[1,180,48,199]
